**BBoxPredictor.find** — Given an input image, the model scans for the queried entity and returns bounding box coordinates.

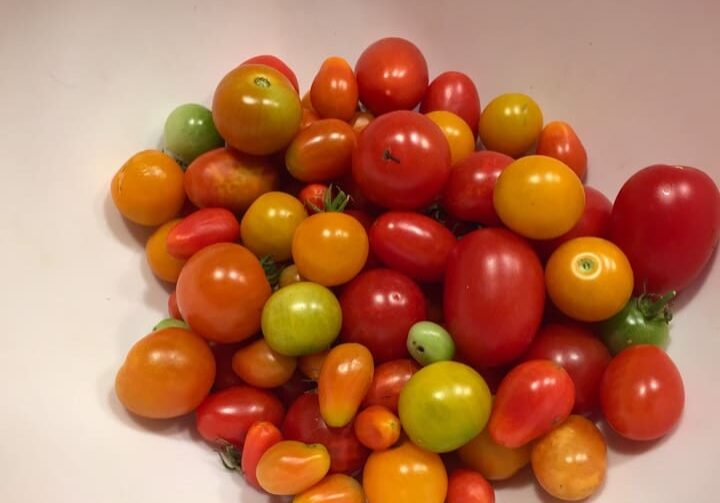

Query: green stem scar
[254,76,271,88]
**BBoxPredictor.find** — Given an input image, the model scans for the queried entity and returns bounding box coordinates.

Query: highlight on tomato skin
[255,440,332,496]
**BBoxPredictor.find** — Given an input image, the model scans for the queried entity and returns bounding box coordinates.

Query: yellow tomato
[458,427,531,481]
[426,110,475,165]
[146,219,186,283]
[279,264,304,287]
[545,237,634,322]
[479,93,543,157]
[240,192,308,261]
[493,155,585,239]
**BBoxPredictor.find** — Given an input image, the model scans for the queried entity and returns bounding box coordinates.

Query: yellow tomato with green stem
[479,93,543,157]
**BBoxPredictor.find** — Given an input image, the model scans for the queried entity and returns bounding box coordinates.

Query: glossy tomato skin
[355,37,428,115]
[446,469,495,503]
[241,421,283,490]
[362,359,419,413]
[240,191,307,262]
[242,54,299,93]
[609,164,720,293]
[293,473,365,503]
[310,57,359,121]
[340,269,427,363]
[426,110,475,166]
[145,219,186,283]
[420,71,481,137]
[232,338,297,388]
[479,93,543,157]
[256,441,331,496]
[286,119,356,182]
[166,208,241,260]
[352,110,451,210]
[536,121,588,181]
[444,228,545,367]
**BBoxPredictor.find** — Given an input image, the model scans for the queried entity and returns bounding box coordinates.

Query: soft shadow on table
[598,420,669,458]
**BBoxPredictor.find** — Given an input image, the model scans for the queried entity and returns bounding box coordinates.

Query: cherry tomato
[458,427,530,481]
[163,103,224,165]
[420,71,481,137]
[447,469,495,503]
[531,415,607,501]
[362,359,419,413]
[212,64,301,155]
[609,164,720,292]
[298,349,329,381]
[299,183,328,213]
[167,290,181,319]
[536,120,588,181]
[546,237,634,322]
[256,440,331,495]
[407,321,455,365]
[426,110,475,165]
[210,342,245,391]
[111,150,185,226]
[115,328,215,419]
[241,54,299,93]
[349,111,374,135]
[601,345,684,440]
[145,219,186,283]
[231,338,297,388]
[240,192,307,261]
[310,57,359,121]
[479,93,543,157]
[176,243,271,343]
[279,264,304,287]
[293,473,365,503]
[318,343,374,427]
[166,208,240,259]
[353,405,401,451]
[286,119,356,182]
[355,37,428,115]
[601,291,674,355]
[240,420,283,490]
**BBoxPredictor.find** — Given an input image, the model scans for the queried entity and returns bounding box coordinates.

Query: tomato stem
[639,290,676,321]
[217,441,241,471]
[320,183,351,212]
[383,149,401,163]
[260,255,281,289]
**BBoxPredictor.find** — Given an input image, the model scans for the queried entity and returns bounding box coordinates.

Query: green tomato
[601,291,675,355]
[164,103,224,165]
[407,321,455,366]
[398,361,491,453]
[261,281,341,356]
[153,318,190,331]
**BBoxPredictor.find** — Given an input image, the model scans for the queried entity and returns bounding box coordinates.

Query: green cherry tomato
[153,318,190,331]
[261,282,342,356]
[399,361,492,453]
[601,291,675,355]
[407,321,455,365]
[164,104,225,165]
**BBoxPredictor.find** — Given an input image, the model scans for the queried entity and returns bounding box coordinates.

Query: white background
[1,0,718,501]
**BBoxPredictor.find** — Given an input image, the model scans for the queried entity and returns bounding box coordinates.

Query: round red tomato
[355,37,428,115]
[447,469,495,503]
[420,71,481,137]
[241,54,299,93]
[444,229,545,367]
[352,110,451,210]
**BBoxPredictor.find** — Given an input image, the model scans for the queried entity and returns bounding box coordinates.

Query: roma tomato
[447,469,495,503]
[536,121,588,181]
[352,110,451,210]
[293,474,364,503]
[458,427,530,481]
[310,57,359,121]
[420,71,481,137]
[318,343,374,428]
[166,208,240,259]
[146,219,186,283]
[240,421,283,490]
[353,405,401,451]
[210,342,245,391]
[444,228,545,367]
[362,359,419,413]
[115,328,215,419]
[349,111,374,135]
[479,93,543,157]
[286,119,356,182]
[601,291,674,354]
[298,349,329,381]
[601,345,684,441]
[355,37,428,115]
[545,237,634,322]
[232,338,297,388]
[240,192,307,261]
[163,103,224,165]
[212,64,301,155]
[489,360,575,448]
[256,440,331,495]
[426,110,475,165]
[609,164,720,293]
[242,54,299,93]
[176,243,271,343]
[299,183,328,213]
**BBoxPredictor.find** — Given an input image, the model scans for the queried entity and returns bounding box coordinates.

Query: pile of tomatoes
[110,37,720,502]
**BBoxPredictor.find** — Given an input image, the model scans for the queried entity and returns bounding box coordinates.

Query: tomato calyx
[308,184,351,213]
[638,290,676,322]
[260,255,282,288]
[217,440,242,471]
[382,149,401,164]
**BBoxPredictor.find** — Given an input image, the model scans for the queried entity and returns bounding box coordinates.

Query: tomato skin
[600,345,684,441]
[241,54,299,93]
[146,219,186,283]
[319,343,375,428]
[349,111,374,135]
[353,405,401,451]
[444,228,545,367]
[311,57,359,121]
[609,164,720,293]
[210,342,245,391]
[256,440,331,495]
[600,293,673,355]
[362,359,419,413]
[355,37,428,115]
[426,110,475,166]
[458,427,530,481]
[420,71,481,137]
[298,349,329,381]
[241,421,283,490]
[340,269,427,363]
[446,469,495,503]
[167,290,181,319]
[286,119,356,182]
[240,192,308,261]
[232,338,297,388]
[536,121,588,181]
[293,473,365,503]
[479,93,543,157]
[299,183,328,213]
[352,110,451,210]
[166,208,240,260]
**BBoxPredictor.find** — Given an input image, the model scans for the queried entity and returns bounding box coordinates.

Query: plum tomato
[240,421,283,490]
[318,343,374,428]
[310,56,359,121]
[536,120,588,181]
[166,207,241,260]
[420,71,481,137]
[478,93,543,157]
[255,440,331,496]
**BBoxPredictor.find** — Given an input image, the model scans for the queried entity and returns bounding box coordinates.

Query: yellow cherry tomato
[479,93,543,157]
[493,155,585,239]
[240,192,308,261]
[426,110,475,165]
[545,237,634,322]
[146,219,186,283]
[458,426,531,481]
[279,263,304,287]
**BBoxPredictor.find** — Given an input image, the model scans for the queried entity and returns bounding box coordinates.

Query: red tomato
[166,208,240,259]
[441,151,514,225]
[489,360,575,448]
[241,421,283,490]
[299,183,328,213]
[369,211,456,283]
[195,385,285,448]
[600,345,684,440]
[352,110,451,210]
[167,290,181,319]
[522,324,611,415]
[420,71,481,137]
[609,165,720,292]
[242,54,299,93]
[340,269,427,363]
[447,469,495,503]
[355,37,428,115]
[536,121,588,180]
[353,405,401,451]
[272,370,315,409]
[310,56,359,121]
[210,342,245,391]
[286,119,356,182]
[362,359,420,413]
[282,393,369,474]
[444,229,545,367]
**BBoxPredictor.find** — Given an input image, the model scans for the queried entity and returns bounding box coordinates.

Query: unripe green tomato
[407,321,455,365]
[164,103,224,165]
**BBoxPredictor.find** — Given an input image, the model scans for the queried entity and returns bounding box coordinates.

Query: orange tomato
[426,110,475,165]
[241,421,283,490]
[231,338,297,388]
[298,349,329,381]
[301,107,320,130]
[285,119,356,182]
[311,56,359,121]
[145,219,186,283]
[279,264,304,288]
[536,121,588,181]
[479,93,543,158]
[111,150,185,226]
[457,427,531,481]
[349,111,374,135]
[318,343,374,427]
[256,440,331,496]
[293,474,365,503]
[354,405,401,451]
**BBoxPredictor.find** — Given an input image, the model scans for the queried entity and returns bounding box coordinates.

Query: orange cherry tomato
[536,121,588,181]
[293,474,365,503]
[232,338,297,388]
[256,440,331,496]
[354,405,401,451]
[298,349,329,381]
[286,119,356,182]
[318,343,374,427]
[458,427,531,481]
[301,107,320,130]
[146,219,186,283]
[311,56,359,121]
[350,111,374,135]
[426,110,475,165]
[241,421,283,490]
[279,264,305,288]
[363,440,448,503]
[111,149,185,226]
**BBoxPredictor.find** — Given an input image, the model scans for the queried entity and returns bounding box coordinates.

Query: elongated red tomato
[536,121,587,181]
[241,421,283,490]
[310,56,359,121]
[420,71,481,137]
[318,343,374,427]
[166,208,240,259]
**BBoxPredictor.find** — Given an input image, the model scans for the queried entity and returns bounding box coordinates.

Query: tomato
[340,269,426,362]
[609,164,720,293]
[479,93,543,157]
[536,121,588,181]
[231,338,297,388]
[531,415,607,501]
[210,342,245,391]
[310,57,359,121]
[111,150,185,226]
[601,291,674,354]
[362,359,419,413]
[279,264,304,287]
[444,228,545,367]
[163,103,224,165]
[546,237,634,322]
[369,211,455,283]
[407,321,455,365]
[489,360,575,448]
[298,349,329,381]
[301,107,320,130]
[241,54,299,93]
[167,290,181,319]
[239,421,283,490]
[286,119,356,182]
[166,208,240,259]
[353,405,401,451]
[293,474,364,503]
[494,155,585,239]
[299,183,328,213]
[176,243,271,343]
[426,110,475,165]
[420,71,481,137]
[355,37,428,115]
[184,147,279,214]
[283,393,369,474]
[115,328,215,419]
[145,219,186,283]
[256,440,331,495]
[349,111,374,135]
[601,345,684,440]
[522,324,611,415]
[447,469,495,503]
[363,440,447,503]
[319,343,374,427]
[292,212,368,286]
[212,64,301,155]
[240,192,307,261]
[458,427,530,481]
